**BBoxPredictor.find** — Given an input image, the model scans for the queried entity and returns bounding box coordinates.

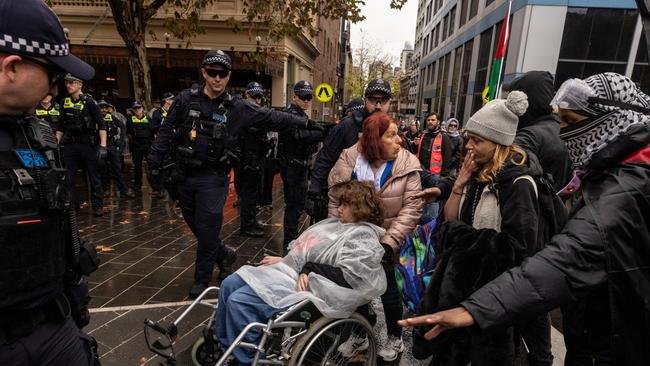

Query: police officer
[238,81,268,237]
[149,93,174,197]
[56,74,107,217]
[127,101,155,192]
[35,93,60,131]
[0,1,100,363]
[148,50,320,298]
[279,81,326,249]
[99,100,135,200]
[306,79,392,222]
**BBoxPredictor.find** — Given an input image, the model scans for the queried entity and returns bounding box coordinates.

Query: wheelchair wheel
[191,336,220,366]
[289,313,376,366]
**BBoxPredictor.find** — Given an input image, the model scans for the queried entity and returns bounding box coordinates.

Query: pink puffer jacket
[328,143,423,253]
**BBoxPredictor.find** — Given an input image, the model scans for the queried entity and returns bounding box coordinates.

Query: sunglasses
[204,68,229,79]
[20,55,66,86]
[366,97,389,105]
[449,124,458,127]
[298,94,313,102]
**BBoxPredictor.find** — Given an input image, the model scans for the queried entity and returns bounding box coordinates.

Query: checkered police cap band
[295,87,313,93]
[347,104,364,112]
[0,32,69,56]
[247,86,264,95]
[204,55,231,69]
[365,85,391,96]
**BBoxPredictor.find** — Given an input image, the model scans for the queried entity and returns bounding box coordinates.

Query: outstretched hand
[397,307,475,340]
[413,187,442,204]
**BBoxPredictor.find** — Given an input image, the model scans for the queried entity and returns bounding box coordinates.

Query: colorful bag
[395,218,438,313]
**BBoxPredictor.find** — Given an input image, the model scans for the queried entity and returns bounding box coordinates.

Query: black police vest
[176,87,239,170]
[0,117,68,310]
[279,105,318,160]
[131,115,151,140]
[104,114,122,146]
[61,96,92,136]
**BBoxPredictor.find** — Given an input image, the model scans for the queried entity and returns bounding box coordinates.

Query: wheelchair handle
[144,318,167,334]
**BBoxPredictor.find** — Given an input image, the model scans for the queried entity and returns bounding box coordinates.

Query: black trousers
[101,146,129,195]
[178,171,230,285]
[261,159,279,206]
[239,166,263,228]
[517,313,553,366]
[280,163,308,247]
[63,143,103,209]
[0,317,97,366]
[130,140,150,189]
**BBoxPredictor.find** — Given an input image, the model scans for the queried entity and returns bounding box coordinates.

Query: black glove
[96,146,107,162]
[307,119,325,132]
[381,243,395,264]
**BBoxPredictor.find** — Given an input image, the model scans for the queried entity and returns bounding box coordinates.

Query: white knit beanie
[465,91,528,146]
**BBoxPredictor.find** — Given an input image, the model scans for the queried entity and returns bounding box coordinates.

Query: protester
[444,118,463,173]
[400,72,650,366]
[402,121,421,153]
[217,180,387,365]
[328,112,422,361]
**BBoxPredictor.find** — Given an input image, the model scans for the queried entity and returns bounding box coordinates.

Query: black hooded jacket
[509,71,572,191]
[461,123,650,365]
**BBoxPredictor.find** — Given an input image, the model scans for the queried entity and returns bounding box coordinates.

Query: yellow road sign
[315,83,334,102]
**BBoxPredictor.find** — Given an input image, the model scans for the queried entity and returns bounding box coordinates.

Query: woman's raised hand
[260,256,282,266]
[414,187,442,204]
[455,151,478,190]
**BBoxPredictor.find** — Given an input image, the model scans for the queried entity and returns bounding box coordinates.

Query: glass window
[555,61,627,88]
[472,29,492,114]
[450,45,463,118]
[426,3,432,23]
[431,29,436,51]
[459,0,468,28]
[469,0,479,21]
[440,52,452,118]
[434,26,439,48]
[449,6,456,38]
[442,15,449,42]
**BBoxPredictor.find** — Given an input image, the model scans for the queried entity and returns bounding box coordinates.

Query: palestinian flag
[483,0,512,103]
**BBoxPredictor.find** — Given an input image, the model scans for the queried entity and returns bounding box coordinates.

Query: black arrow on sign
[318,87,330,98]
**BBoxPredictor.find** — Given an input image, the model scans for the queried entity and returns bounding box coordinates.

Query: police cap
[246,82,264,98]
[293,80,313,97]
[131,101,143,109]
[0,0,95,80]
[345,98,364,114]
[364,79,392,98]
[64,73,83,83]
[202,50,231,71]
[162,92,174,101]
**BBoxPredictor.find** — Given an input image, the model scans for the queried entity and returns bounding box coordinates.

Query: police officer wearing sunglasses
[148,51,320,298]
[278,81,326,250]
[0,0,100,364]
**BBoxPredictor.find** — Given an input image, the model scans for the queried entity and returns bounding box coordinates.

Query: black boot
[217,246,237,281]
[239,226,264,237]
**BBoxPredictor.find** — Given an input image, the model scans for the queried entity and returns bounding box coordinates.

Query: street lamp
[255,35,262,75]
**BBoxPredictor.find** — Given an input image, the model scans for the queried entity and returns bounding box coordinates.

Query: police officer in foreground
[0,0,100,363]
[56,73,107,217]
[306,79,392,222]
[127,101,154,192]
[98,100,134,200]
[238,81,268,237]
[279,81,326,249]
[35,93,61,131]
[148,50,319,298]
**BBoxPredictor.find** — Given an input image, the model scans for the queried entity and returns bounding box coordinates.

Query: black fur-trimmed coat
[412,220,523,366]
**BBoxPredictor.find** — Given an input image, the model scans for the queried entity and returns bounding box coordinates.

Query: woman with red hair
[328,112,423,361]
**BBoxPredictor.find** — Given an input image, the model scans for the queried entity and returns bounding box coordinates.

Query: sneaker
[377,335,404,362]
[337,334,369,358]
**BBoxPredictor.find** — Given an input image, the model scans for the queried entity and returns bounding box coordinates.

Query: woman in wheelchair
[216,180,388,365]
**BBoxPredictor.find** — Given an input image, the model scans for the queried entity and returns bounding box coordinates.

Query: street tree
[347,30,398,99]
[76,0,368,107]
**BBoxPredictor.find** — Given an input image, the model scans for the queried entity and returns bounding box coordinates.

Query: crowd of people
[1,1,650,365]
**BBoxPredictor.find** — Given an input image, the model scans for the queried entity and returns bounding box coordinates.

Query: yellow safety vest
[131,115,149,123]
[35,108,60,117]
[63,97,85,111]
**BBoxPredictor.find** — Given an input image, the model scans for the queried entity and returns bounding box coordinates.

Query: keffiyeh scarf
[560,73,650,169]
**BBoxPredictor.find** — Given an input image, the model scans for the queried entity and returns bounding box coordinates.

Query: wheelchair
[144,286,377,366]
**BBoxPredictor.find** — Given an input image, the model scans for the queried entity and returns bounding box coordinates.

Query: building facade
[412,0,646,125]
[52,0,345,116]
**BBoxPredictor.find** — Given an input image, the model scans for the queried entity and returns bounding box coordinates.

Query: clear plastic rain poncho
[236,218,387,318]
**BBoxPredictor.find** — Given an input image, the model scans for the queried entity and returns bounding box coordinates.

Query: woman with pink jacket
[328,111,423,362]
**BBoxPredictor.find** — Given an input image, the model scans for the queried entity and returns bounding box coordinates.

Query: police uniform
[279,81,325,248]
[148,50,313,297]
[238,82,268,237]
[35,102,61,132]
[57,83,106,214]
[99,102,131,198]
[149,93,174,195]
[127,103,155,191]
[0,1,99,363]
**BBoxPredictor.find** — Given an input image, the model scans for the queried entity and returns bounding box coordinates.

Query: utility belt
[0,293,70,344]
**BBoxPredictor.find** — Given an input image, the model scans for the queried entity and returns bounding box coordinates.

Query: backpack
[395,218,439,313]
